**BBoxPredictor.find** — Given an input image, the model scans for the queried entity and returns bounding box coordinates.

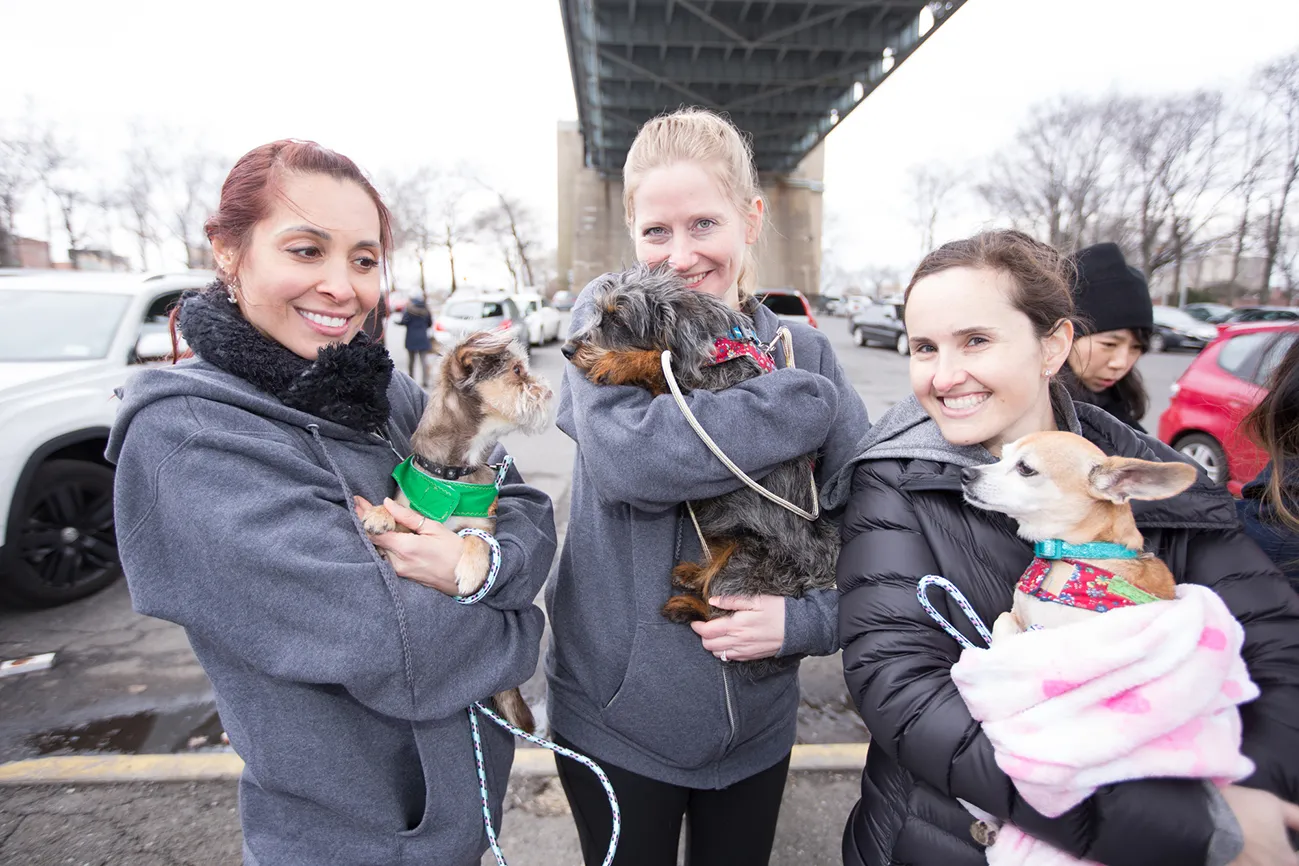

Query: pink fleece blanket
[949,583,1258,865]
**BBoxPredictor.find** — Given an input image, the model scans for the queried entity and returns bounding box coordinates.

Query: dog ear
[1089,457,1198,503]
[443,341,477,386]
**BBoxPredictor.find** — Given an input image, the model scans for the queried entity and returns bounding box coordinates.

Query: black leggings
[552,731,791,866]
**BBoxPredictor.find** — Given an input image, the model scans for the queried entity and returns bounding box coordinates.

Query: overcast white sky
[3,0,1298,287]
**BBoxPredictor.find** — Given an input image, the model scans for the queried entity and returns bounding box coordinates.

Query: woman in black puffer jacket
[827,231,1299,866]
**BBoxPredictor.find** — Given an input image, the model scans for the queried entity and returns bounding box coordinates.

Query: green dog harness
[391,456,509,522]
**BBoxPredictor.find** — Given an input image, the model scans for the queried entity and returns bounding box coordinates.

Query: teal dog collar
[1034,539,1141,560]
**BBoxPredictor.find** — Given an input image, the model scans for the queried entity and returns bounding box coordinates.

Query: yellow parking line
[0,753,244,785]
[0,743,868,786]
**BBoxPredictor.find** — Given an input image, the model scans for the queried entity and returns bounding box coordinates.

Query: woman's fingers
[709,595,762,612]
[353,495,373,518]
[1281,798,1299,832]
[381,497,427,532]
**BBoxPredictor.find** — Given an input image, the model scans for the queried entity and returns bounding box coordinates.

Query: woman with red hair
[108,140,555,865]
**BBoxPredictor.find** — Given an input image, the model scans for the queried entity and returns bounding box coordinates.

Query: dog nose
[960,467,980,485]
[560,342,576,361]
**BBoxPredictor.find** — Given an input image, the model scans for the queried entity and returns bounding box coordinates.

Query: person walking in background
[1060,242,1154,431]
[1239,333,1299,592]
[400,294,435,387]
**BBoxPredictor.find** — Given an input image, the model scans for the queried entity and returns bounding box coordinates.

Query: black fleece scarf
[178,282,393,433]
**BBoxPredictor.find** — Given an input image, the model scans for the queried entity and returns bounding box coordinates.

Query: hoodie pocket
[600,622,729,768]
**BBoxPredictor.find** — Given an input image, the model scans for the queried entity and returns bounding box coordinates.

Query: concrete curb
[0,743,867,786]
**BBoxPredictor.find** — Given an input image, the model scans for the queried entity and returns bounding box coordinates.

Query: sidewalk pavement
[0,748,864,865]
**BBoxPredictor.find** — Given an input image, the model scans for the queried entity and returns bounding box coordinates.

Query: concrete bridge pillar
[557,121,824,299]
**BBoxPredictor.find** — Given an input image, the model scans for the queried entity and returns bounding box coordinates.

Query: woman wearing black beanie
[1062,242,1154,431]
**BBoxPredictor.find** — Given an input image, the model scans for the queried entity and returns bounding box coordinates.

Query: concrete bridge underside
[557,0,965,296]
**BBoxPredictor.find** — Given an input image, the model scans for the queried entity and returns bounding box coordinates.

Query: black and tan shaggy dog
[563,265,839,679]
[361,330,552,730]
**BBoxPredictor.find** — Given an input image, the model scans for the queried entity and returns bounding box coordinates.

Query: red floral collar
[1017,558,1160,613]
[712,337,776,373]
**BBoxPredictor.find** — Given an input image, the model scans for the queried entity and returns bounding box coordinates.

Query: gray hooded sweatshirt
[107,355,554,865]
[546,282,870,788]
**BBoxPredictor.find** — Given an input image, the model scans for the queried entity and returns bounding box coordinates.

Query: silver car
[435,295,530,356]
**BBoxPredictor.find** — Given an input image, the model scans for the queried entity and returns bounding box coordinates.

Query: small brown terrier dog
[361,330,552,731]
[960,431,1199,638]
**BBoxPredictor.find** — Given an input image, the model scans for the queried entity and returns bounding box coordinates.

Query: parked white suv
[0,270,213,607]
[512,292,563,346]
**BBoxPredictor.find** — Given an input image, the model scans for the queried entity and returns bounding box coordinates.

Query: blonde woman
[546,108,870,865]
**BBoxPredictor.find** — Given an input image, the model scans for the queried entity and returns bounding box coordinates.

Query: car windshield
[1152,307,1202,329]
[0,290,132,361]
[444,300,504,319]
[761,294,806,316]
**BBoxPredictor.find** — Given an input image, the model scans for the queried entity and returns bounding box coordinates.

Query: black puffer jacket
[833,399,1299,866]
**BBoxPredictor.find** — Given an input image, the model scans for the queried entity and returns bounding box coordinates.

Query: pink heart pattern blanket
[949,583,1258,865]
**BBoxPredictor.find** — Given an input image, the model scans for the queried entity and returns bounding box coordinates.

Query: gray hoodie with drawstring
[545,284,870,789]
[107,362,554,866]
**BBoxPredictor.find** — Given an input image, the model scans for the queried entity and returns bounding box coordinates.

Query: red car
[1158,322,1298,495]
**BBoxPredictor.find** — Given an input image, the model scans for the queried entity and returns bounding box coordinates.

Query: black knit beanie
[1069,243,1154,335]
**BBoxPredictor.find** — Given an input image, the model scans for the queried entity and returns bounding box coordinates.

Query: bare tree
[50,186,104,269]
[1222,100,1274,303]
[1256,50,1299,299]
[166,149,225,268]
[119,123,164,270]
[386,168,473,295]
[1107,96,1175,281]
[976,95,1117,252]
[1154,91,1227,306]
[907,164,958,254]
[473,185,542,289]
[384,168,433,297]
[0,112,44,266]
[432,176,473,294]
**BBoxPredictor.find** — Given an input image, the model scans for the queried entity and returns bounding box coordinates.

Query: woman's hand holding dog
[354,496,465,596]
[1223,784,1299,866]
[691,595,785,662]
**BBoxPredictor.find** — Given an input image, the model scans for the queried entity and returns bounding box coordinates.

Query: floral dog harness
[711,326,776,373]
[1017,558,1161,613]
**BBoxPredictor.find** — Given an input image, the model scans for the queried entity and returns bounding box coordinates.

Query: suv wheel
[896,333,910,356]
[1174,434,1227,486]
[852,327,866,347]
[1,460,122,607]
[1149,332,1167,353]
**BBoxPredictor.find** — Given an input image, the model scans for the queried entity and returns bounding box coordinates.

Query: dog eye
[513,363,523,376]
[1015,460,1038,477]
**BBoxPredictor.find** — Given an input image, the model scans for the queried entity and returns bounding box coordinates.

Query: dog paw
[454,535,491,596]
[361,506,398,536]
[662,594,710,623]
[672,561,704,590]
[991,611,1024,644]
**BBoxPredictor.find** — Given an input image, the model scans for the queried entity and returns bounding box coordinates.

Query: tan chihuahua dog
[961,431,1198,640]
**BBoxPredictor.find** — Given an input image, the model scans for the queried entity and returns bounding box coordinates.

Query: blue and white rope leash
[916,575,994,650]
[451,459,622,866]
[468,700,622,866]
